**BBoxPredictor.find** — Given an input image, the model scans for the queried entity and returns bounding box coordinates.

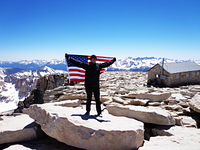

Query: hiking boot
[97,113,102,117]
[84,112,90,115]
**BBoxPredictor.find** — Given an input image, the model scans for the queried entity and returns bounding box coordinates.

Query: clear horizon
[0,0,200,61]
[1,56,200,63]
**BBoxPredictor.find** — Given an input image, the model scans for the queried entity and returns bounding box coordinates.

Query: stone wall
[168,71,200,87]
[148,64,170,86]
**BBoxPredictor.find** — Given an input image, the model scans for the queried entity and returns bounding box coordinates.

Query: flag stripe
[70,79,85,82]
[70,76,85,79]
[69,72,85,75]
[68,69,86,73]
[69,73,85,77]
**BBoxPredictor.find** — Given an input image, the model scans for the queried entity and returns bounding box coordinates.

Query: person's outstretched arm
[65,54,88,70]
[100,57,116,69]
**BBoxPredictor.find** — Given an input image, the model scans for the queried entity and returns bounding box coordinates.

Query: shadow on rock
[2,136,85,150]
[71,114,111,123]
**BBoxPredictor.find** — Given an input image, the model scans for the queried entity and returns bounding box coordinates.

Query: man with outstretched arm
[65,54,116,116]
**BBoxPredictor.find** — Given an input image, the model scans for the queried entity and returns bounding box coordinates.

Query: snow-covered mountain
[0,59,67,70]
[0,66,67,113]
[0,67,6,81]
[4,66,66,83]
[1,57,200,72]
[108,57,200,72]
[0,67,24,81]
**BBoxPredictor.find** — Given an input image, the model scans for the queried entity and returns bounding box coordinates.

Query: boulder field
[1,72,200,149]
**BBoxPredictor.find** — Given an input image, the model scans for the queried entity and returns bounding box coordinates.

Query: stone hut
[148,61,200,87]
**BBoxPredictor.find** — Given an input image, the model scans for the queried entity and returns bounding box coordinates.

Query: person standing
[65,54,116,116]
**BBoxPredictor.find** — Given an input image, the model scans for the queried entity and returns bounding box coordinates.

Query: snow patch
[0,101,18,113]
[0,83,22,113]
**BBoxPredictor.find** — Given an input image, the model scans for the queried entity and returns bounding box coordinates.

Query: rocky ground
[1,71,200,150]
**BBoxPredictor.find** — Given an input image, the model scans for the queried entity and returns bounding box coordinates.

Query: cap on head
[90,55,97,60]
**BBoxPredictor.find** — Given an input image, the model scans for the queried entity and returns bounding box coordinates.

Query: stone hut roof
[160,62,200,74]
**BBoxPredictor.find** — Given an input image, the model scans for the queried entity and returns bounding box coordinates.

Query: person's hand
[113,57,116,62]
[65,53,70,59]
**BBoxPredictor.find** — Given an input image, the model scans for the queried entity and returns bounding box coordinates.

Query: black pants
[85,86,101,114]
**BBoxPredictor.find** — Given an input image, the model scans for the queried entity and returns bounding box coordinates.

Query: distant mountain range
[109,57,200,72]
[0,57,200,113]
[0,59,67,71]
[1,57,200,72]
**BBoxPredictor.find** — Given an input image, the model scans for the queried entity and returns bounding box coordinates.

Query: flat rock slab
[106,105,175,125]
[128,92,171,102]
[112,97,124,104]
[140,126,200,150]
[189,92,200,113]
[189,86,200,92]
[123,99,149,106]
[0,114,44,144]
[139,92,171,102]
[54,99,81,107]
[27,100,144,150]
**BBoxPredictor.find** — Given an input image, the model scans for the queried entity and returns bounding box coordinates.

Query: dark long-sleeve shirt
[69,58,116,87]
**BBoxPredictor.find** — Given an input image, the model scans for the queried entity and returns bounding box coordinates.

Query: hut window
[186,73,189,78]
[197,72,200,76]
[176,74,179,79]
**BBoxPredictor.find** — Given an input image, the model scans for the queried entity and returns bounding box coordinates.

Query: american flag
[65,54,114,82]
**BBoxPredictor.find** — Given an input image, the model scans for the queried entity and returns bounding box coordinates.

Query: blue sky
[0,0,200,61]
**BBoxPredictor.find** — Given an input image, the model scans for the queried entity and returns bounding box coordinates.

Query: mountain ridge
[0,57,200,72]
[109,57,200,72]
